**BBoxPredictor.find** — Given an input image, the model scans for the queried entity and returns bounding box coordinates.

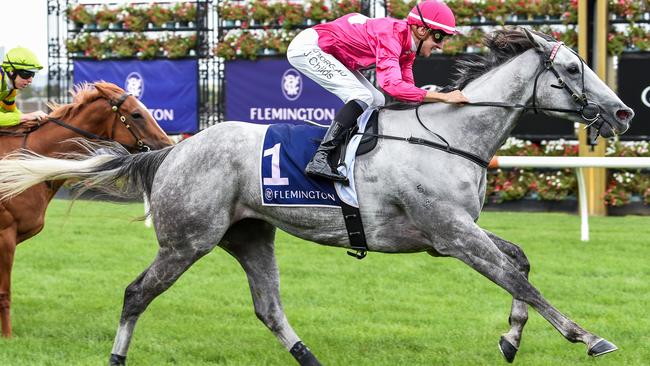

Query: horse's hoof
[290,341,322,366]
[588,338,618,357]
[109,354,126,366]
[498,336,518,363]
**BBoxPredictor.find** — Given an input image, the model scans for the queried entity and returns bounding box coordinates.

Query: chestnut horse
[0,82,171,337]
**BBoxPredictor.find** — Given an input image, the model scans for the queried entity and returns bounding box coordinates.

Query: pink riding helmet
[406,0,458,35]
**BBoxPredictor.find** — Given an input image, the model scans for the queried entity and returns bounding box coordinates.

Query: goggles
[415,4,451,44]
[429,29,449,43]
[15,69,36,79]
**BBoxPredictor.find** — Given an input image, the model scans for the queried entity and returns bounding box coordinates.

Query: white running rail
[489,156,650,241]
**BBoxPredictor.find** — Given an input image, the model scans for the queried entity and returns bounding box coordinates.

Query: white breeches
[287,28,385,109]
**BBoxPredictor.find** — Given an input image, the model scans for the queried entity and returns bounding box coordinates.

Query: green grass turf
[0,200,649,365]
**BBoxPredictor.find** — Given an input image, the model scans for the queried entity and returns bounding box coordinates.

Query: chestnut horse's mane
[48,82,125,120]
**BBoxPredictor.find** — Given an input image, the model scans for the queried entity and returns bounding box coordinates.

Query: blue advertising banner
[225,59,343,125]
[73,59,198,133]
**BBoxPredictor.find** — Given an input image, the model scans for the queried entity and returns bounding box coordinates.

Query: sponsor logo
[642,86,650,108]
[282,69,302,101]
[266,189,337,202]
[250,107,335,122]
[303,49,348,80]
[124,72,145,99]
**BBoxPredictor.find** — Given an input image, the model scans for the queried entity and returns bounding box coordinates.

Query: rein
[363,42,605,168]
[2,93,151,152]
[358,104,490,169]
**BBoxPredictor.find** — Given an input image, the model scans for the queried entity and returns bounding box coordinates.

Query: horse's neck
[402,50,542,161]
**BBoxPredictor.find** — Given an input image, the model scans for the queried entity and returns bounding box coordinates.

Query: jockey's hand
[423,89,469,104]
[442,90,469,104]
[20,111,48,124]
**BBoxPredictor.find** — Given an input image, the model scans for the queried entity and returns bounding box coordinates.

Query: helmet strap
[414,3,433,56]
[416,38,424,56]
[4,56,18,81]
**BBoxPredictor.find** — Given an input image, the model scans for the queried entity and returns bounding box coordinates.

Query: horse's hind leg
[483,230,530,363]
[109,243,214,366]
[220,219,322,366]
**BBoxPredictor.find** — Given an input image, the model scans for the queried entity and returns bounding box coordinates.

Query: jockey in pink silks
[287,0,469,181]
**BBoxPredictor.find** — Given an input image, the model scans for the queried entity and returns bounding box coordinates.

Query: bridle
[466,41,606,138]
[362,41,610,169]
[47,93,151,152]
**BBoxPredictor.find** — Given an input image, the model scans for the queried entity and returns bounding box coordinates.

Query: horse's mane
[383,28,556,111]
[48,82,124,120]
[449,28,555,90]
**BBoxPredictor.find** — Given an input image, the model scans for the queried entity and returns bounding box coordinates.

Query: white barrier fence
[489,156,650,241]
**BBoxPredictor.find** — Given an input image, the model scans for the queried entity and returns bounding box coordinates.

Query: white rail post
[576,167,589,241]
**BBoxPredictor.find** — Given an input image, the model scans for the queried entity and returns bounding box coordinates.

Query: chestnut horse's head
[48,82,172,152]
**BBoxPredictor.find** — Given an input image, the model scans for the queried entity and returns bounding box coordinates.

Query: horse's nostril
[616,109,631,121]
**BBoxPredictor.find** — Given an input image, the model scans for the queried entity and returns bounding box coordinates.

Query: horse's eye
[567,64,580,74]
[131,112,144,119]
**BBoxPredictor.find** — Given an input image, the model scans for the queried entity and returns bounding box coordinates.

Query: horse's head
[49,82,172,152]
[522,28,634,138]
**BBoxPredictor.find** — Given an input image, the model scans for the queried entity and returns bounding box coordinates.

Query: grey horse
[0,29,634,365]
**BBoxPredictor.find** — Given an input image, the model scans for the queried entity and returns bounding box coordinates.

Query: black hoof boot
[290,341,322,366]
[109,354,126,366]
[588,338,618,357]
[498,336,518,363]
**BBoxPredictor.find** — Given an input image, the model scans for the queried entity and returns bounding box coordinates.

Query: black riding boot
[305,100,365,181]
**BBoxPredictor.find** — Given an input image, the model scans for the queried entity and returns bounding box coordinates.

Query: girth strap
[341,201,368,259]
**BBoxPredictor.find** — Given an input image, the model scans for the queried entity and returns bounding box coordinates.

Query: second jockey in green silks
[1,47,48,128]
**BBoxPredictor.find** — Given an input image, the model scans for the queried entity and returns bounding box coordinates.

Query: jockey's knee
[371,91,385,108]
[352,93,376,110]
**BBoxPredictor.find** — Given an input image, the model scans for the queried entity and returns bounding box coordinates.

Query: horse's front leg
[483,230,530,363]
[0,226,17,337]
[433,218,617,358]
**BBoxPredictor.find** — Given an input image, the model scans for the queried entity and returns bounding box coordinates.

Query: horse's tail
[0,141,174,202]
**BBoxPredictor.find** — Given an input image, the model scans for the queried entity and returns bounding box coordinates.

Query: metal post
[577,0,608,216]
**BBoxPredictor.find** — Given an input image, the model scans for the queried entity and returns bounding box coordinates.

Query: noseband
[531,42,603,129]
[47,93,151,152]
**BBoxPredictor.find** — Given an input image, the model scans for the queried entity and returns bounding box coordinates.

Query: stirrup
[305,167,348,183]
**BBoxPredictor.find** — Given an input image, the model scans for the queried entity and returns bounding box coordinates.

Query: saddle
[332,109,379,166]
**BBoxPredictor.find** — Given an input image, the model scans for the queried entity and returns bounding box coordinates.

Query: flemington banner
[225,59,343,125]
[74,59,199,134]
[618,53,650,138]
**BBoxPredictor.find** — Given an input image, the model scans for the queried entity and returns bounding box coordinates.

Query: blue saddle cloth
[260,124,342,207]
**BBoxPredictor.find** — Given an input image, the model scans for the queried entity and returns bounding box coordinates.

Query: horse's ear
[93,81,118,99]
[522,27,545,53]
[93,82,107,97]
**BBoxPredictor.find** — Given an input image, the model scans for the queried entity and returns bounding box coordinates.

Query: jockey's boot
[305,100,365,181]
